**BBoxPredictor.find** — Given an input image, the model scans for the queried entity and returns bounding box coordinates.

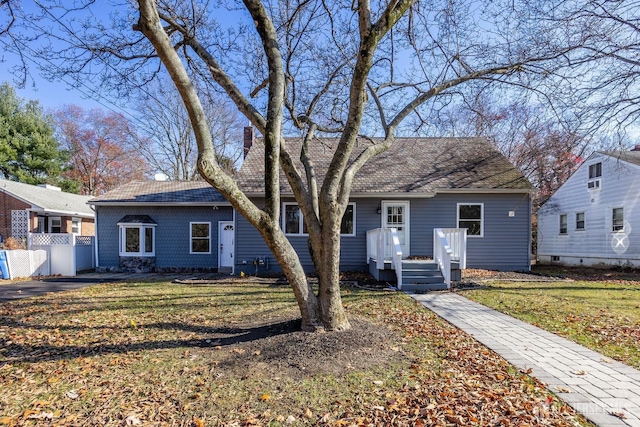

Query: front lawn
[0,278,591,426]
[461,271,640,369]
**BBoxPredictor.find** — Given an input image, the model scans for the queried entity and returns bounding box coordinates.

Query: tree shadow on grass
[0,318,301,364]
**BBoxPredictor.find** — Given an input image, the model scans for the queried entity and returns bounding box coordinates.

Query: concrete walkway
[410,292,640,427]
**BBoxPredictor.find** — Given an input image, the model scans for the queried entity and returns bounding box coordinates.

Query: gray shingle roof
[600,150,640,167]
[0,179,94,216]
[237,137,531,194]
[89,181,228,204]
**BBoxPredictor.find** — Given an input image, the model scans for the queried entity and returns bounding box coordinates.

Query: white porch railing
[439,228,467,269]
[366,228,403,286]
[433,229,453,289]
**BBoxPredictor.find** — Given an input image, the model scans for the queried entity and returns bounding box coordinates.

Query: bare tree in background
[1,0,599,331]
[55,105,149,195]
[135,78,243,180]
[430,96,588,209]
[562,0,640,134]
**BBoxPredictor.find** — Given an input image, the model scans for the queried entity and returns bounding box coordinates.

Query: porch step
[400,260,447,291]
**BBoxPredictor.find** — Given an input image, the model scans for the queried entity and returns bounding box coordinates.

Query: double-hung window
[49,217,62,233]
[190,222,211,254]
[612,208,624,232]
[575,212,585,231]
[118,216,156,257]
[457,204,483,237]
[71,217,82,235]
[283,203,356,236]
[589,162,602,179]
[559,214,568,235]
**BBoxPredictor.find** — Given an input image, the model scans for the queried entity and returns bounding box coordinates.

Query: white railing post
[459,229,467,269]
[376,229,385,270]
[389,228,403,288]
[433,228,453,290]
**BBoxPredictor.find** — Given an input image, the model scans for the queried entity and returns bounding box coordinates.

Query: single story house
[0,179,94,242]
[90,131,533,286]
[538,148,640,267]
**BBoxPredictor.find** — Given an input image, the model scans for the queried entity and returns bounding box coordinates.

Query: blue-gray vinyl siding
[96,206,233,269]
[235,193,531,274]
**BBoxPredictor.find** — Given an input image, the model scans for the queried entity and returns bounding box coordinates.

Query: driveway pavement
[411,292,640,427]
[0,275,122,302]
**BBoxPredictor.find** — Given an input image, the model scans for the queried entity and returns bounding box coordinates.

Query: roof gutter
[87,201,233,207]
[32,208,95,218]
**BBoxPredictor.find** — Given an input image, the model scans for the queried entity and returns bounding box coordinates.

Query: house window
[588,162,602,179]
[612,208,624,232]
[457,204,483,237]
[49,217,62,233]
[119,226,155,256]
[576,212,585,231]
[340,204,356,236]
[559,214,568,235]
[283,203,356,236]
[117,216,156,257]
[190,222,211,254]
[71,217,82,235]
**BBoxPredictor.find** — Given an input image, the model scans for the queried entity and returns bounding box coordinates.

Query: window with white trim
[559,214,568,235]
[119,225,155,256]
[457,204,483,237]
[589,162,602,179]
[576,212,585,231]
[612,207,624,232]
[71,217,82,235]
[49,217,62,233]
[283,203,356,236]
[190,222,211,254]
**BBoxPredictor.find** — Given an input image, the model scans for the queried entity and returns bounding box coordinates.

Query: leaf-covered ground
[461,266,640,369]
[0,280,592,426]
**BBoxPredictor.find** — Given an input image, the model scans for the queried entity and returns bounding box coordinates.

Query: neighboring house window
[612,208,624,232]
[588,162,602,179]
[559,214,568,235]
[36,217,45,233]
[457,204,483,237]
[119,225,155,256]
[49,217,62,233]
[71,217,82,235]
[283,203,356,236]
[190,222,211,254]
[576,212,585,231]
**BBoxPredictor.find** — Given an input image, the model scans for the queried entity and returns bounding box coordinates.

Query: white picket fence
[1,234,95,279]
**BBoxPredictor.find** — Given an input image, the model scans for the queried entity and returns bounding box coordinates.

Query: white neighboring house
[538,148,640,267]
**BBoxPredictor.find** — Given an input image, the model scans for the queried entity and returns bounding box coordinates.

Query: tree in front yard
[1,0,602,331]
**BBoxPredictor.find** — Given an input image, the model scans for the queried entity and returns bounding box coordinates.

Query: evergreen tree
[0,82,71,187]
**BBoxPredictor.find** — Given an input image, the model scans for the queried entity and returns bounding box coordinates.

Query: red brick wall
[81,218,95,236]
[0,192,30,240]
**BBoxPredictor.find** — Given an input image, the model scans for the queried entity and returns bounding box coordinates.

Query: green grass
[0,280,591,426]
[461,279,640,368]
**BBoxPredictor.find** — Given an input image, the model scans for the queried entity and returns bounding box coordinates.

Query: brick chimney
[631,144,640,152]
[243,126,254,158]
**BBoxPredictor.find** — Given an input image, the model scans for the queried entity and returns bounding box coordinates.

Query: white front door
[382,201,410,257]
[218,221,235,269]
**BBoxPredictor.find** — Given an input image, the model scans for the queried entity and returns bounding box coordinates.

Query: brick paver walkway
[410,292,640,427]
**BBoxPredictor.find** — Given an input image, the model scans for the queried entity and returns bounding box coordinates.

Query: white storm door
[382,201,410,257]
[218,221,235,268]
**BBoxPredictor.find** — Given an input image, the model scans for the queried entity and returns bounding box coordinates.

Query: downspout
[90,204,99,269]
